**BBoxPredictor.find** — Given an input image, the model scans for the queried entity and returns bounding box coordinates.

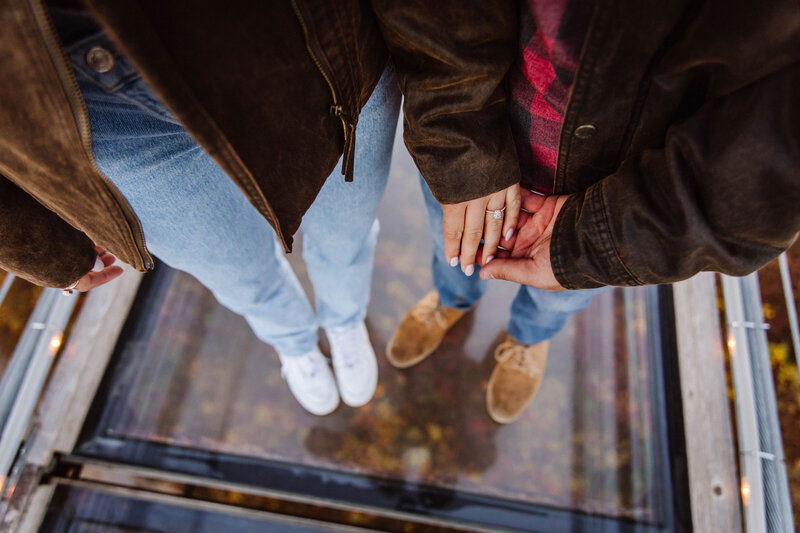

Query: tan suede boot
[486,334,549,424]
[385,291,466,368]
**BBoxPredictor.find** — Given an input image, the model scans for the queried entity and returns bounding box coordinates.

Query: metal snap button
[574,124,597,139]
[85,46,115,73]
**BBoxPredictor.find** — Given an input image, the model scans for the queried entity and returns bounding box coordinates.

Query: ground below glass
[97,128,663,523]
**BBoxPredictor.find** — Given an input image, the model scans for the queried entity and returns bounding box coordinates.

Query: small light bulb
[727,337,736,351]
[741,477,751,506]
[49,333,63,355]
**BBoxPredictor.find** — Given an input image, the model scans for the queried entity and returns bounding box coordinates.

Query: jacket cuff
[426,167,521,205]
[550,184,643,289]
[414,108,523,205]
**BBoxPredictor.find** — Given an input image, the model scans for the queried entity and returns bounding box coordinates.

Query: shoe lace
[410,296,450,329]
[494,341,538,378]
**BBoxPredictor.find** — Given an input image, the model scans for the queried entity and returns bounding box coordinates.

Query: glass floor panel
[72,135,686,532]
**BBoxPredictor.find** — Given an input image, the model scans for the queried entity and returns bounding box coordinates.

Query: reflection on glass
[40,486,354,532]
[86,138,668,526]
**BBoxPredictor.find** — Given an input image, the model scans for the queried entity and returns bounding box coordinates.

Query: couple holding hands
[2,1,798,423]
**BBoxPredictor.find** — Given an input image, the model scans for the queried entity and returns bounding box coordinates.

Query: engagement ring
[486,206,506,219]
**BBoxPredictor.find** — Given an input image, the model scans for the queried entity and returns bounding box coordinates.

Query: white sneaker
[279,347,339,416]
[325,321,379,407]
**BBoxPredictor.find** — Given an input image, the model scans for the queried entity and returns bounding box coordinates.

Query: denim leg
[300,66,402,328]
[507,285,611,345]
[420,158,608,341]
[419,176,488,310]
[72,36,319,357]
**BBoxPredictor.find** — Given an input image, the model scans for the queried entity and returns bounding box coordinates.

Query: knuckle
[466,229,484,240]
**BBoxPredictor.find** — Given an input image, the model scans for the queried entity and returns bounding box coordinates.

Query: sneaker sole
[338,365,378,407]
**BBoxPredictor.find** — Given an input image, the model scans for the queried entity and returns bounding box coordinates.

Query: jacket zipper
[29,0,155,271]
[290,0,356,182]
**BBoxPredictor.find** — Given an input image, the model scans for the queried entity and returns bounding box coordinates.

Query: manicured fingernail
[465,264,475,277]
[92,258,104,272]
[485,255,494,264]
[480,270,494,280]
[449,257,459,267]
[505,228,514,241]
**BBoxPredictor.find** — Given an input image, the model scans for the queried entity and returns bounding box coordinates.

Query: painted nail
[505,228,514,241]
[485,255,494,264]
[480,270,494,280]
[449,257,459,267]
[465,264,475,277]
[92,258,104,272]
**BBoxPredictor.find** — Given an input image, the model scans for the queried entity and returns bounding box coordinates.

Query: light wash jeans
[419,178,609,345]
[67,30,401,357]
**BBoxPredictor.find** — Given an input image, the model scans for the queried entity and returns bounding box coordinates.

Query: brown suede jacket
[0,0,521,288]
[1,0,799,291]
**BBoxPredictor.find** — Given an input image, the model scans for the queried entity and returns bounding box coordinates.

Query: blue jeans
[419,178,609,345]
[68,31,401,356]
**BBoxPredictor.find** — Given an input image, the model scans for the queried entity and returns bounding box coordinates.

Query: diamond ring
[486,206,506,219]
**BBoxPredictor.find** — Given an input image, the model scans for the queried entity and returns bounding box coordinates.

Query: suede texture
[0,0,147,288]
[0,175,95,287]
[385,290,465,369]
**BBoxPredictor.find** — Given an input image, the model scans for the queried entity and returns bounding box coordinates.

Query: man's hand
[441,183,521,277]
[69,246,124,292]
[477,190,568,290]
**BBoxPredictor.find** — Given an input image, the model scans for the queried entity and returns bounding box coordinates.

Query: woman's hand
[67,246,124,292]
[441,183,521,276]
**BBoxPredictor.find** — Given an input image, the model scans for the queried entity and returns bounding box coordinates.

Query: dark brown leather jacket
[2,0,799,291]
[0,0,520,287]
[547,0,800,288]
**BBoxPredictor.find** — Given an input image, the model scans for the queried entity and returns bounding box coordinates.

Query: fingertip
[101,253,117,267]
[449,256,459,267]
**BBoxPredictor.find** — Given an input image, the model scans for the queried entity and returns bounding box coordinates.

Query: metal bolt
[574,124,597,139]
[85,46,115,73]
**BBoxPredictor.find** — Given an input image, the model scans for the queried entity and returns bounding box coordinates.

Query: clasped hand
[443,187,567,290]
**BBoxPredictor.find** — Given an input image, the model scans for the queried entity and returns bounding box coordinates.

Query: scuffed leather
[549,0,800,288]
[371,0,522,203]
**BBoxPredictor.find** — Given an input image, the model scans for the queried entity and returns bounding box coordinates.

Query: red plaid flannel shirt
[508,0,593,194]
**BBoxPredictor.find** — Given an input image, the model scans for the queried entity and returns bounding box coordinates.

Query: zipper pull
[330,105,356,182]
[341,123,356,182]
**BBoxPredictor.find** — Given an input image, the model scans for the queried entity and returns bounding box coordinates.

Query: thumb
[479,257,537,285]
